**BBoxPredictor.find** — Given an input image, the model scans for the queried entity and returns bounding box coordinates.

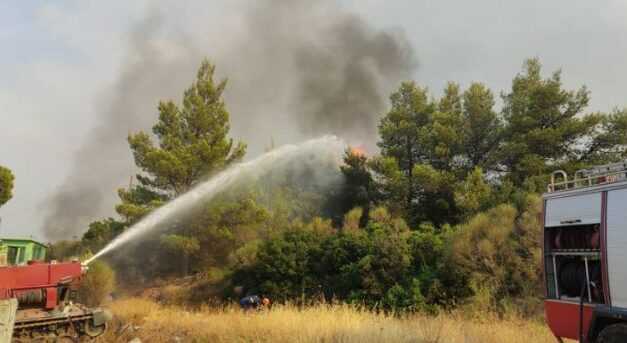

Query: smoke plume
[42,0,415,240]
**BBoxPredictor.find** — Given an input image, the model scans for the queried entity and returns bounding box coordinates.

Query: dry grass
[100,298,563,343]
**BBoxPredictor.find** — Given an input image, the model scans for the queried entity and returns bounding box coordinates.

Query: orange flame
[350,145,366,157]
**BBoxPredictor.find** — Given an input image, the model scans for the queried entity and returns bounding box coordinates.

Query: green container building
[0,238,47,266]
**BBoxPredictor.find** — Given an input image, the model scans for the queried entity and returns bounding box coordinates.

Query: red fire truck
[544,161,627,342]
[0,251,109,341]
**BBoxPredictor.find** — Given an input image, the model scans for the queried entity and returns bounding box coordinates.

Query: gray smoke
[42,0,415,240]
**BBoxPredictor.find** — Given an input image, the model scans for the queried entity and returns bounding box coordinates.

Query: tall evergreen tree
[461,83,502,171]
[114,59,245,225]
[375,82,466,227]
[375,82,437,225]
[378,82,435,196]
[431,82,464,171]
[500,58,600,188]
[128,59,246,198]
[82,60,247,276]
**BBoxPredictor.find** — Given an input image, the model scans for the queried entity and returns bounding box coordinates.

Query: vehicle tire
[597,323,627,343]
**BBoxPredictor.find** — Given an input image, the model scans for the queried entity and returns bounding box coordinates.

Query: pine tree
[376,82,436,224]
[82,60,247,275]
[128,59,246,198]
[500,58,600,189]
[461,83,502,171]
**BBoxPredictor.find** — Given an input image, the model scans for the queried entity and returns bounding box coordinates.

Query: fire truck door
[607,188,627,307]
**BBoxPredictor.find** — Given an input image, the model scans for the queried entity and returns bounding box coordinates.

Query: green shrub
[446,195,542,314]
[79,260,116,307]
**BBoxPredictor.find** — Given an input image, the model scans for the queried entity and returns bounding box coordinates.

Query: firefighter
[239,294,271,311]
[239,295,260,310]
[261,296,271,308]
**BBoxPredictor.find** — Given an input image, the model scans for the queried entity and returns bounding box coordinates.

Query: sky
[1,0,627,240]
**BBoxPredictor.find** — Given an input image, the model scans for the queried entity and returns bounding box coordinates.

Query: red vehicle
[544,161,627,342]
[0,260,109,342]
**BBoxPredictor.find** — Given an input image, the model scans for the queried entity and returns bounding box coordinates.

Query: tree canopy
[367,58,627,228]
[0,165,14,208]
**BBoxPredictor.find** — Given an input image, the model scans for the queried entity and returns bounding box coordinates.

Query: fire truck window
[7,246,18,265]
[17,247,25,264]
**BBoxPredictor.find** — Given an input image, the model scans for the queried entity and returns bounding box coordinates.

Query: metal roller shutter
[546,192,602,227]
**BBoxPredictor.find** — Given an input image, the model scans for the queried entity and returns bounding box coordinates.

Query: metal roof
[0,238,47,247]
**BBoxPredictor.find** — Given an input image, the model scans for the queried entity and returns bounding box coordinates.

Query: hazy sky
[1,0,626,240]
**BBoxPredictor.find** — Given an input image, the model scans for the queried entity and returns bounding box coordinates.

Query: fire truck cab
[544,161,627,342]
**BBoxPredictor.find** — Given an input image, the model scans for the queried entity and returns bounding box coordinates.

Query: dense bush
[234,208,450,312]
[79,260,116,307]
[447,195,542,314]
[232,197,542,314]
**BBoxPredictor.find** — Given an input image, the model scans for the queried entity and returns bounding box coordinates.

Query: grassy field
[99,298,566,343]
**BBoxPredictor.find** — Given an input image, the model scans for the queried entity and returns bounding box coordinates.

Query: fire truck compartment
[544,163,627,341]
[544,194,605,305]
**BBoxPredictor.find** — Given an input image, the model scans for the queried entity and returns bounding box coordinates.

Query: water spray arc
[84,136,346,266]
